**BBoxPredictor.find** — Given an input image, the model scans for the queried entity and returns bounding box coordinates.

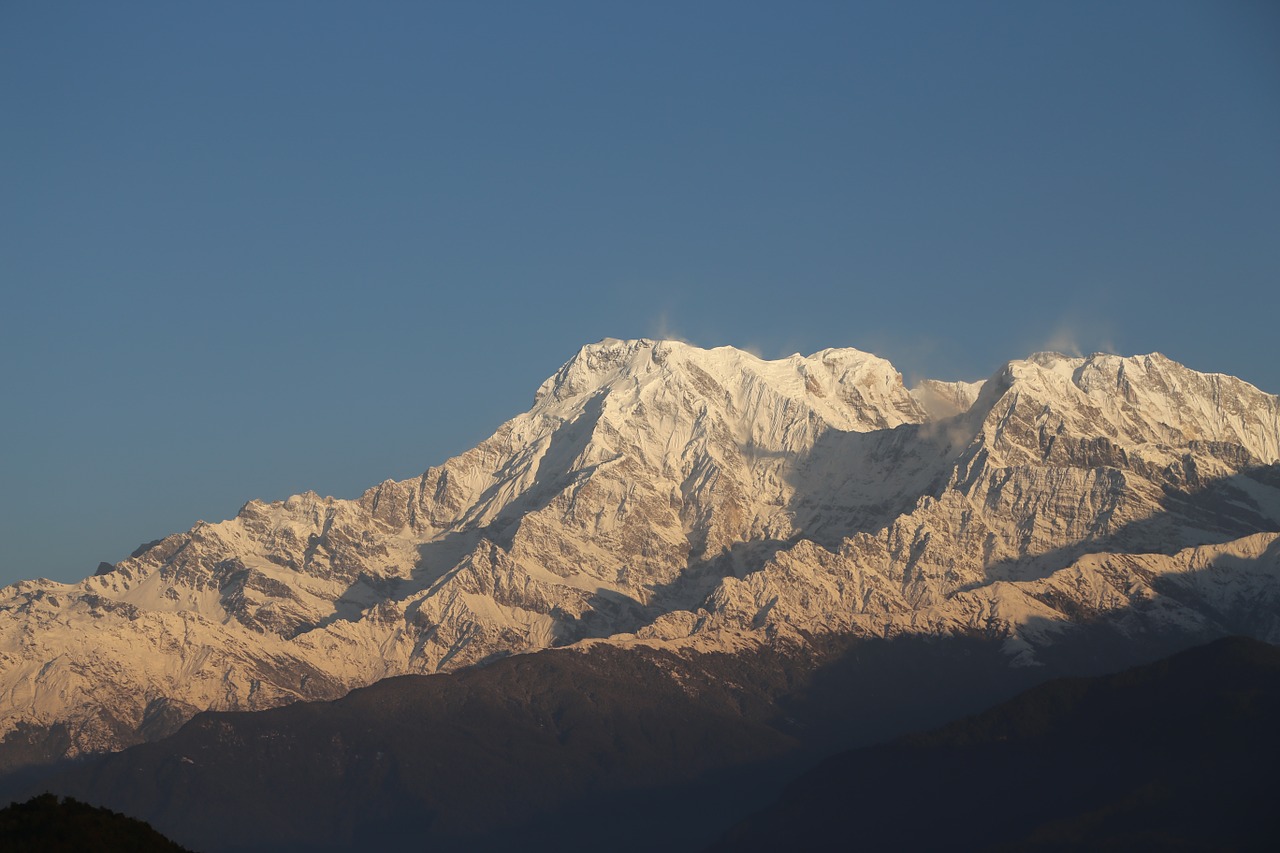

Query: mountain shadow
[710,635,1280,852]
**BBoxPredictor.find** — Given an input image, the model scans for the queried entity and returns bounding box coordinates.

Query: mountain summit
[1,340,1278,762]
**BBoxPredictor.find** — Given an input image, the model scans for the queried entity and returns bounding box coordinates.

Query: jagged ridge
[1,339,1278,761]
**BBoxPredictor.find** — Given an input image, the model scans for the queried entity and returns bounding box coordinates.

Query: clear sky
[2,1,1278,585]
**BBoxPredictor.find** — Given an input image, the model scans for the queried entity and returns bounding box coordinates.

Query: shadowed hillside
[711,636,1280,852]
[10,624,1254,852]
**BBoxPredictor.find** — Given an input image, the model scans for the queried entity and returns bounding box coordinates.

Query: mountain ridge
[1,339,1278,764]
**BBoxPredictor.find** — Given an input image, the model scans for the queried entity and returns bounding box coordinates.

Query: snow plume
[1039,318,1118,359]
[648,310,693,345]
[1043,324,1084,358]
[647,311,762,357]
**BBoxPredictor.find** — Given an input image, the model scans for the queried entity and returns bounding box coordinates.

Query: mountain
[1,339,1279,768]
[711,635,1280,852]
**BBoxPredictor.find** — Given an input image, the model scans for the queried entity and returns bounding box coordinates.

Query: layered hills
[36,632,1269,853]
[713,635,1280,852]
[1,338,1278,768]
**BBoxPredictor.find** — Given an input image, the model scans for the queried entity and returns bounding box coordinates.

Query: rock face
[1,339,1279,761]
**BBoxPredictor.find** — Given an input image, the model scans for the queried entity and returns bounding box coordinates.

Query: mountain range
[1,338,1278,848]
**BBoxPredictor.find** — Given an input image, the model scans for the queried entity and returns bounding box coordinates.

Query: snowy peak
[976,351,1280,467]
[534,338,925,433]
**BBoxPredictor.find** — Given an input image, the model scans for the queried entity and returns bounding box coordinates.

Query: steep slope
[711,635,1280,852]
[1,340,1278,764]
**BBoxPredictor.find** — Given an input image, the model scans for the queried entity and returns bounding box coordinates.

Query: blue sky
[2,1,1278,585]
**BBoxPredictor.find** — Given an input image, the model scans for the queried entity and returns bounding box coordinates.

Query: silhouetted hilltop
[0,794,192,852]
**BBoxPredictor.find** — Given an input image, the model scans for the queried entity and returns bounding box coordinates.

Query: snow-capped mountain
[2,339,1278,761]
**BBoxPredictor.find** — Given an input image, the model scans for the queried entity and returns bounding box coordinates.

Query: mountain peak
[533,339,920,430]
[973,349,1280,470]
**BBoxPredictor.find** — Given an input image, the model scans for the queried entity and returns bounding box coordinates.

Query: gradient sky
[3,1,1278,585]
